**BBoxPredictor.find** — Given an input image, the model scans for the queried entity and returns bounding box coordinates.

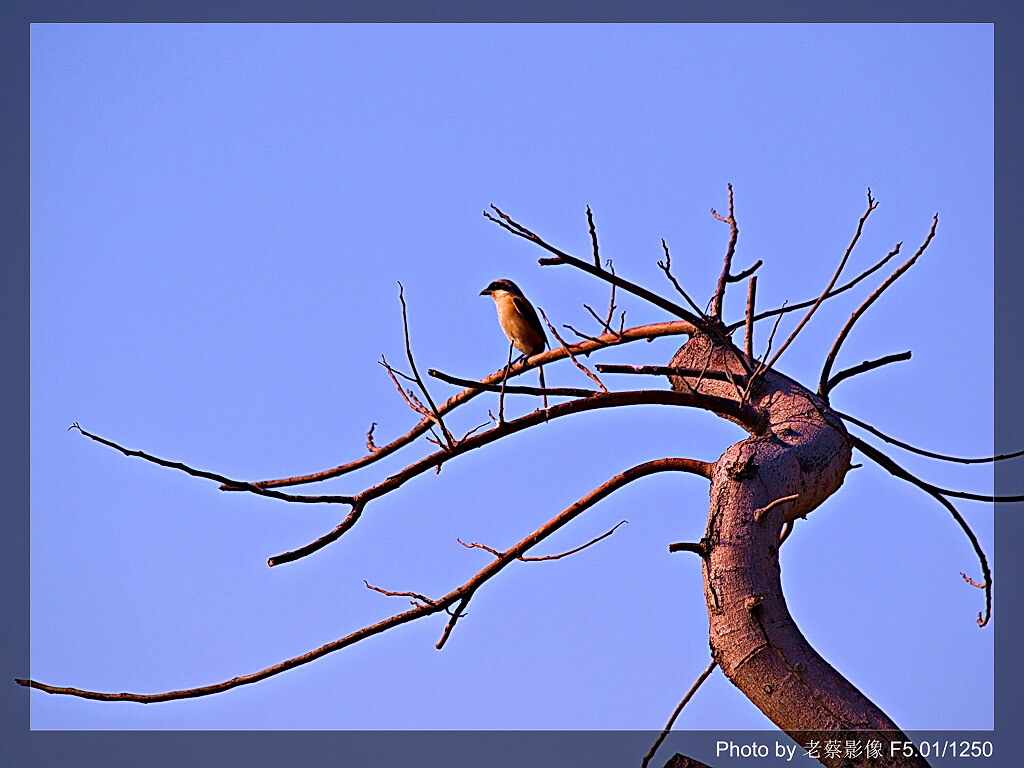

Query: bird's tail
[539,364,548,419]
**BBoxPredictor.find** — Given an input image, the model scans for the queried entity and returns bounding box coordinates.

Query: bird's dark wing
[512,294,549,348]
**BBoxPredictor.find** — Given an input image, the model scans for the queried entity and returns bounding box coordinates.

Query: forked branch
[838,409,1024,464]
[819,214,939,397]
[850,435,1000,626]
[16,458,712,702]
[764,189,880,371]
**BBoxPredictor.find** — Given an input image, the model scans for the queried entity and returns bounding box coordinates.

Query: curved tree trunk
[670,332,929,768]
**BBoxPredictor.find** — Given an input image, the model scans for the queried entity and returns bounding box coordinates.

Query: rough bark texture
[670,332,929,768]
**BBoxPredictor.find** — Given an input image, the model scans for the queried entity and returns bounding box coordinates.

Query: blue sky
[29,23,994,731]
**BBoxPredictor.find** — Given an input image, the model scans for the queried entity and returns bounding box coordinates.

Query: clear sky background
[29,24,995,731]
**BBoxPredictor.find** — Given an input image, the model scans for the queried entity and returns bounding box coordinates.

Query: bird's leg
[498,340,514,425]
[538,363,548,421]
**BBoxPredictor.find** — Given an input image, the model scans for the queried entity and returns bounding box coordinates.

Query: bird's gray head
[480,278,524,297]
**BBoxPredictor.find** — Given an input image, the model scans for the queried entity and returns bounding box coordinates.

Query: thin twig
[380,356,434,419]
[580,259,619,337]
[363,580,438,607]
[458,521,633,562]
[836,409,1024,464]
[457,538,502,557]
[587,205,601,268]
[563,324,606,344]
[66,424,354,505]
[819,215,939,396]
[727,259,762,283]
[641,660,718,768]
[741,301,787,400]
[583,304,612,333]
[519,520,628,561]
[397,283,454,448]
[823,351,912,395]
[766,190,880,372]
[365,423,381,454]
[435,594,473,649]
[709,183,739,319]
[603,260,618,333]
[658,239,706,318]
[538,308,609,393]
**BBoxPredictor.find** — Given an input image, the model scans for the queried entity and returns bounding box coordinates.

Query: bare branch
[228,320,697,491]
[668,541,707,556]
[741,300,787,400]
[602,260,617,332]
[595,364,747,387]
[268,502,365,566]
[539,308,608,393]
[586,204,600,268]
[436,594,473,649]
[16,458,713,702]
[850,435,995,626]
[363,580,438,608]
[727,259,762,283]
[582,303,613,334]
[486,205,705,328]
[837,409,1024,464]
[657,240,705,318]
[709,183,739,319]
[818,214,939,396]
[765,189,880,372]
[563,323,605,344]
[459,522,634,562]
[823,351,912,395]
[744,276,756,360]
[641,660,718,768]
[380,356,434,419]
[397,282,455,448]
[457,538,502,557]
[67,423,354,506]
[581,260,620,336]
[428,368,596,399]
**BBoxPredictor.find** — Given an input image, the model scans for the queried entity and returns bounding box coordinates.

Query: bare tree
[18,189,1019,768]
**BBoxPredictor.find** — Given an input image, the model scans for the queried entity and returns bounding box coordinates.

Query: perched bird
[480,278,548,408]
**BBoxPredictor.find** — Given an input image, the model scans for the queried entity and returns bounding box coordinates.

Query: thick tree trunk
[670,333,929,768]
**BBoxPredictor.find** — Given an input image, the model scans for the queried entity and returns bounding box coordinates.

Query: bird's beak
[479,288,491,296]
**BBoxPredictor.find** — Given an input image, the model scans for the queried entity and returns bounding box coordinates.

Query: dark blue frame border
[4,4,1019,768]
